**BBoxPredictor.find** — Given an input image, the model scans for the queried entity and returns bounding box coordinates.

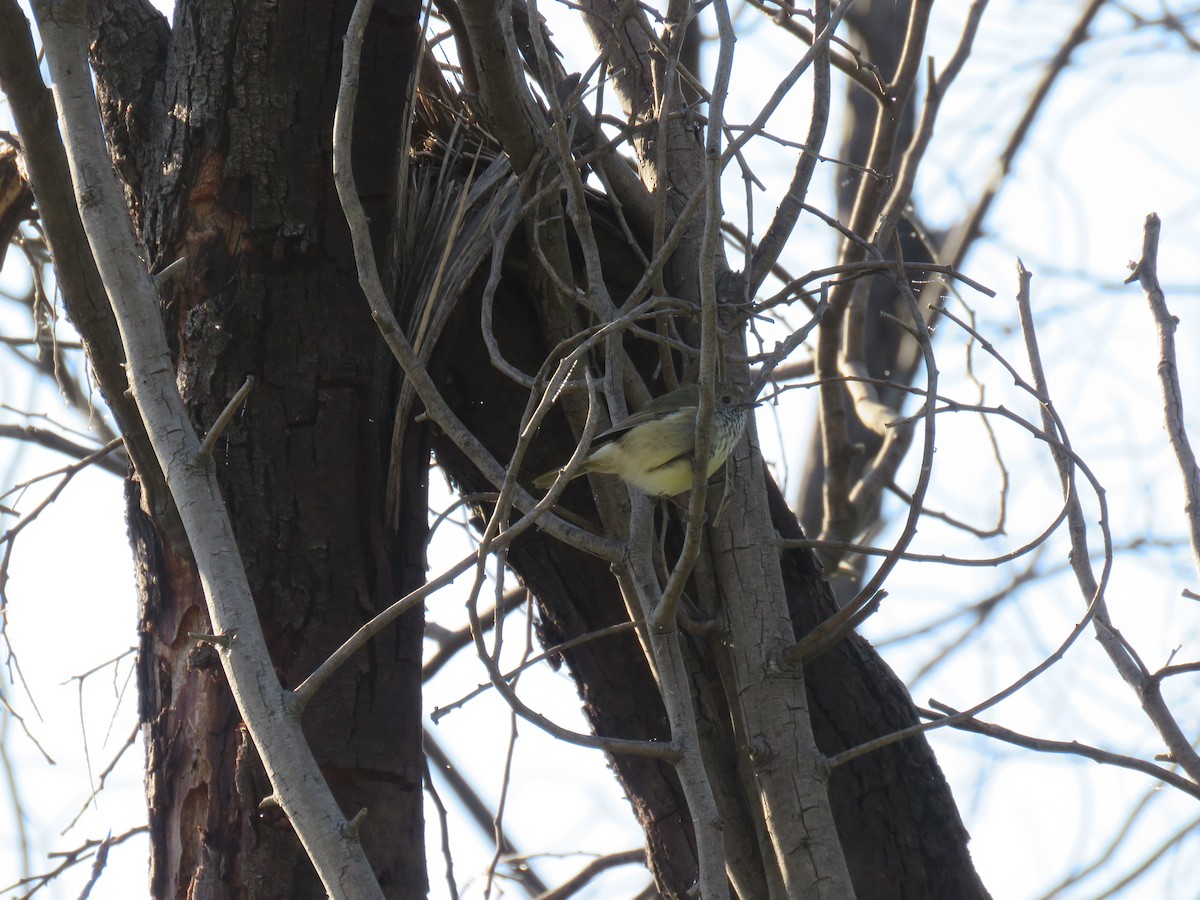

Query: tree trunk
[430,257,989,899]
[75,0,991,895]
[91,0,429,895]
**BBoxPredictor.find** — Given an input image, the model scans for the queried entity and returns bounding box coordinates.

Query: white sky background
[3,1,1200,898]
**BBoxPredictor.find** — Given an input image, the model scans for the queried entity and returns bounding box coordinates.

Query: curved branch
[334,0,622,563]
[934,0,1107,271]
[922,701,1200,802]
[0,425,127,475]
[0,0,183,549]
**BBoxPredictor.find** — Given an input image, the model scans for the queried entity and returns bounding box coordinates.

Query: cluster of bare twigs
[401,3,1200,896]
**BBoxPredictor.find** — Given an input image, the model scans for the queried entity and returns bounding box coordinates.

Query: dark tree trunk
[429,255,989,899]
[91,0,429,895]
[769,483,991,900]
[74,0,991,895]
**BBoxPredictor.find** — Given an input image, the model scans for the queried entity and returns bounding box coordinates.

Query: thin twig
[1,826,147,898]
[194,376,254,465]
[873,0,989,246]
[934,0,1108,272]
[422,756,460,900]
[923,701,1200,801]
[423,728,549,896]
[1127,213,1200,583]
[1015,261,1200,782]
[333,0,620,564]
[0,425,126,475]
[533,849,648,900]
[827,579,1106,770]
[430,620,637,721]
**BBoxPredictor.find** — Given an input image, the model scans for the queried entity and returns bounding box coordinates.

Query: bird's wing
[591,385,700,444]
[647,449,692,471]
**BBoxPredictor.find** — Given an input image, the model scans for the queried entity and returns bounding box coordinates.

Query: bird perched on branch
[534,382,755,497]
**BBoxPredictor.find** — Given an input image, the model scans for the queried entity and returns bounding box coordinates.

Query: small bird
[534,382,754,497]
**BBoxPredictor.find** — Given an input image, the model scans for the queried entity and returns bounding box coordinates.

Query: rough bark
[89,0,429,895]
[429,244,989,897]
[70,0,990,895]
[0,0,183,546]
[426,259,702,894]
[770,482,991,900]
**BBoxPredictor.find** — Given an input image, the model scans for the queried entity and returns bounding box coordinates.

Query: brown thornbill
[534,383,755,497]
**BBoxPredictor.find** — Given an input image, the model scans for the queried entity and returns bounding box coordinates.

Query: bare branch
[457,0,546,174]
[334,0,620,563]
[744,0,885,94]
[0,0,182,549]
[193,376,254,465]
[873,0,988,246]
[423,729,550,896]
[1,826,147,899]
[534,849,648,900]
[746,0,831,295]
[1015,260,1200,784]
[826,578,1106,770]
[1127,212,1200,583]
[934,0,1108,270]
[31,0,385,892]
[924,701,1200,801]
[0,425,127,475]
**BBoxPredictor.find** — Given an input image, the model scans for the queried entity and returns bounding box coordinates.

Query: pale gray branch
[1129,213,1200,585]
[31,2,383,894]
